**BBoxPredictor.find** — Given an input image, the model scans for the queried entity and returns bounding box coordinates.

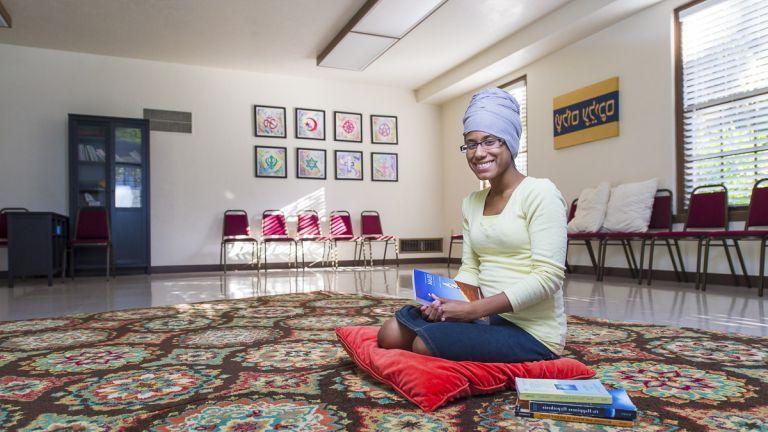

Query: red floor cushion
[336,326,596,412]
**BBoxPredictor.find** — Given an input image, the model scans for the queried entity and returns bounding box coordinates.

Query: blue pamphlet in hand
[412,268,469,306]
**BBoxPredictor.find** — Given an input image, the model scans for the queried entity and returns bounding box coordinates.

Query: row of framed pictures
[254,105,398,144]
[255,146,398,182]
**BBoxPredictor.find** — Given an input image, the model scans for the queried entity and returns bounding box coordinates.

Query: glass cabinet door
[114,127,143,208]
[75,123,108,208]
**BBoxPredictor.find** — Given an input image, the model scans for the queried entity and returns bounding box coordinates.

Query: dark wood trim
[0,1,11,28]
[673,3,685,216]
[498,74,527,90]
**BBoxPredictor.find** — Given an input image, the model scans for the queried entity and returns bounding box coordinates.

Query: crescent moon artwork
[296,108,325,140]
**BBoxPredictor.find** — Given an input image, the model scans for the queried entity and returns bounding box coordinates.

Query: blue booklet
[412,269,469,306]
[523,388,637,420]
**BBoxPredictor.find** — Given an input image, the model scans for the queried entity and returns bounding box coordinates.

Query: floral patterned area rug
[0,291,766,431]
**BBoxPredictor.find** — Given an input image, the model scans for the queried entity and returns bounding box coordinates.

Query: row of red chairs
[221,209,399,271]
[567,179,768,296]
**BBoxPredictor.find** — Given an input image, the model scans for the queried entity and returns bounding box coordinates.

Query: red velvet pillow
[336,326,595,412]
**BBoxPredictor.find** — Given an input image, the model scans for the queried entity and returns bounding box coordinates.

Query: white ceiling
[0,0,571,90]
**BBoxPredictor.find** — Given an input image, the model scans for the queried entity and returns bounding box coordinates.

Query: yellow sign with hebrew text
[553,77,619,149]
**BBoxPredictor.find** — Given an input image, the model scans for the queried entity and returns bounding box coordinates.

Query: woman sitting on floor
[377,87,568,363]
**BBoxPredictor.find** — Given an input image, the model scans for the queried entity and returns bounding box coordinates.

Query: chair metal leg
[721,239,739,286]
[701,238,712,291]
[732,239,750,288]
[620,240,636,279]
[665,239,681,282]
[695,239,703,290]
[759,238,766,297]
[106,245,110,280]
[447,239,453,268]
[383,242,388,264]
[647,238,656,286]
[300,241,306,269]
[626,240,639,278]
[637,238,646,284]
[597,239,607,281]
[674,239,688,282]
[223,243,228,273]
[263,243,268,272]
[584,240,599,276]
[395,239,400,267]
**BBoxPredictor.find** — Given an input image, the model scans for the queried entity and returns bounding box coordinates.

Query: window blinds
[680,0,768,206]
[505,79,528,176]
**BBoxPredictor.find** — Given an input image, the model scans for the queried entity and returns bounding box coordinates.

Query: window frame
[674,0,760,222]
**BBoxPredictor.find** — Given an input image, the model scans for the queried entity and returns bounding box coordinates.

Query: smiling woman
[377,88,569,363]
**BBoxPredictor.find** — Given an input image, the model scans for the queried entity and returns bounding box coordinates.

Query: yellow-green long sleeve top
[454,177,568,354]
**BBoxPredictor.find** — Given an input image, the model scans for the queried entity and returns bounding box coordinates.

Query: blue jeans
[395,305,558,363]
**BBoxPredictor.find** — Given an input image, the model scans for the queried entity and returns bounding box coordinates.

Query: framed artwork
[254,145,287,178]
[335,150,363,180]
[295,108,325,140]
[254,105,286,138]
[334,111,363,142]
[371,115,398,144]
[371,152,398,182]
[296,148,326,180]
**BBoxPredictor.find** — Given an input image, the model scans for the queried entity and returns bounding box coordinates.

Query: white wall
[0,43,443,269]
[441,0,763,277]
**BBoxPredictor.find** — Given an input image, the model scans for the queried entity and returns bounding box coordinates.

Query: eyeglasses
[459,137,505,153]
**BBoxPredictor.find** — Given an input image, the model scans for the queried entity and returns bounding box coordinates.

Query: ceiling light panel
[318,32,397,71]
[352,0,444,38]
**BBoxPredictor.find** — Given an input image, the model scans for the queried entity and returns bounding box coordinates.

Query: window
[504,77,528,176]
[676,0,768,209]
[481,76,527,189]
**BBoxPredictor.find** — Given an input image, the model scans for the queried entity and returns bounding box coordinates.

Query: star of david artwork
[297,148,326,180]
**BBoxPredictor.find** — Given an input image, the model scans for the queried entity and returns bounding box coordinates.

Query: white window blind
[679,0,768,207]
[505,78,528,176]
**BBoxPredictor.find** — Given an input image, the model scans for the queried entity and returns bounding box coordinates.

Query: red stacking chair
[295,210,328,268]
[220,210,258,273]
[565,199,604,278]
[648,184,744,290]
[633,189,683,284]
[447,232,463,268]
[706,179,768,295]
[358,210,399,267]
[597,189,682,283]
[68,207,113,280]
[261,210,297,270]
[328,210,361,269]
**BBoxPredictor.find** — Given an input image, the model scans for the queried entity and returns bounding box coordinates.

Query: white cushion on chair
[601,178,659,233]
[567,182,611,233]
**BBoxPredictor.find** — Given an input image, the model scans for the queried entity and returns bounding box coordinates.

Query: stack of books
[514,378,637,427]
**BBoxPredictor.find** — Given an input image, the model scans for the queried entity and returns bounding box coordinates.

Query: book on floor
[514,408,635,428]
[411,269,469,307]
[518,388,637,420]
[515,378,613,404]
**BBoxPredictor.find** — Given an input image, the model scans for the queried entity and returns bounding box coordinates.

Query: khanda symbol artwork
[265,154,279,170]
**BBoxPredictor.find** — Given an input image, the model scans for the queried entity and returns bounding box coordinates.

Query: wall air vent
[399,238,443,253]
[143,109,192,133]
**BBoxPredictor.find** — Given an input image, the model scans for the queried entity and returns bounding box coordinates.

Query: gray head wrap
[462,88,522,157]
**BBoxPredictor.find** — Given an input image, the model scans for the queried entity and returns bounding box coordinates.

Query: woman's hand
[420,297,444,322]
[433,295,479,322]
